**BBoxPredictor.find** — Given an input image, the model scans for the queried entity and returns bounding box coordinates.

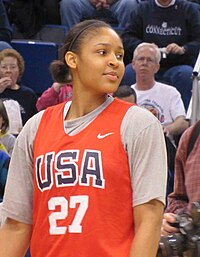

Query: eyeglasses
[0,64,19,71]
[135,57,156,64]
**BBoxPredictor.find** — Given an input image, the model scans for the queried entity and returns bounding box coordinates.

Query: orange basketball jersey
[32,98,134,257]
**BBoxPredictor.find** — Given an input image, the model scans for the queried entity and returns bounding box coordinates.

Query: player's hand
[161,213,179,236]
[0,77,12,93]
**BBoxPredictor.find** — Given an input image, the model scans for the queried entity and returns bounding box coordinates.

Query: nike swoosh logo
[97,132,114,139]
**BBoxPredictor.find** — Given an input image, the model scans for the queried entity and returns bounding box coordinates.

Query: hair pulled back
[50,20,112,84]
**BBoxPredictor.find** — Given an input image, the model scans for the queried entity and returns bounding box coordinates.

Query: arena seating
[11,40,59,95]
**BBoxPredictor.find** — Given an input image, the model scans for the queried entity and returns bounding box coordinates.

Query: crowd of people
[0,1,199,257]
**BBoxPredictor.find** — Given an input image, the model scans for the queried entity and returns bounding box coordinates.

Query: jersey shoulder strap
[187,120,200,158]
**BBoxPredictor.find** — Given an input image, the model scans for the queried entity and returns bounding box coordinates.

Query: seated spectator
[122,0,200,110]
[113,85,137,103]
[131,42,189,197]
[131,43,189,139]
[43,0,61,25]
[0,48,38,125]
[59,0,139,34]
[188,0,200,5]
[0,99,15,155]
[0,149,10,202]
[36,60,73,111]
[3,0,45,38]
[161,120,200,237]
[0,41,12,51]
[3,98,22,135]
[0,0,12,42]
[36,82,72,111]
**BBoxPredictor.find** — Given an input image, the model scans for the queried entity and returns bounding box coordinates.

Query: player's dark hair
[50,20,113,83]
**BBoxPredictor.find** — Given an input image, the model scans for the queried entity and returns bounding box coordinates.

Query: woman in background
[0,99,15,156]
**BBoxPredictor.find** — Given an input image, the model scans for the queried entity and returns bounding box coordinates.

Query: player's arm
[129,199,164,257]
[0,217,32,257]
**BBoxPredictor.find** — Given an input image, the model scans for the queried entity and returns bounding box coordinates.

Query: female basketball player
[0,20,167,257]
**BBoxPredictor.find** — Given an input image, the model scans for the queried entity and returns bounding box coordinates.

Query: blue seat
[11,40,59,95]
[13,24,67,45]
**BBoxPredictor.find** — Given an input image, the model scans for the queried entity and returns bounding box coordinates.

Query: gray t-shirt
[2,96,167,224]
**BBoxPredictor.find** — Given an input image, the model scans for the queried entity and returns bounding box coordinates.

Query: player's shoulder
[17,110,45,140]
[122,104,161,131]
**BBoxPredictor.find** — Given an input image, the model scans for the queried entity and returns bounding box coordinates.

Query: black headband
[68,22,102,51]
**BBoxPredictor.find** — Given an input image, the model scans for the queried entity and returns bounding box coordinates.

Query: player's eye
[116,53,124,60]
[98,50,107,55]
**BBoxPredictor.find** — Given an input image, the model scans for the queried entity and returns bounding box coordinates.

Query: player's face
[0,57,20,87]
[132,47,160,78]
[69,27,125,95]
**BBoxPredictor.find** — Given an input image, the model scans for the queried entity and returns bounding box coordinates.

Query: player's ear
[65,51,77,69]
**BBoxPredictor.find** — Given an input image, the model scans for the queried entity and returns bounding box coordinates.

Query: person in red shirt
[36,82,73,111]
[161,121,200,236]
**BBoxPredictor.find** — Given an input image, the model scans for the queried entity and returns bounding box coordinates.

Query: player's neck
[65,93,107,120]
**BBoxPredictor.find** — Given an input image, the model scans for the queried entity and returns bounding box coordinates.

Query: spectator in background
[36,60,73,111]
[122,0,200,110]
[59,0,139,33]
[161,120,200,237]
[0,149,10,202]
[3,0,45,38]
[0,0,12,43]
[0,41,12,51]
[131,43,189,198]
[113,85,137,103]
[0,48,38,126]
[188,0,200,5]
[131,43,189,139]
[0,39,22,136]
[0,99,15,156]
[36,82,72,111]
[3,98,22,136]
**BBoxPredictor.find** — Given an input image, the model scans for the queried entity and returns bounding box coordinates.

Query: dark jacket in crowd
[0,0,12,42]
[122,0,200,67]
[0,85,38,125]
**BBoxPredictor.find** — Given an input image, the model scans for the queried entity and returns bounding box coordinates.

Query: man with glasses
[122,0,200,111]
[131,43,188,139]
[131,43,188,199]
